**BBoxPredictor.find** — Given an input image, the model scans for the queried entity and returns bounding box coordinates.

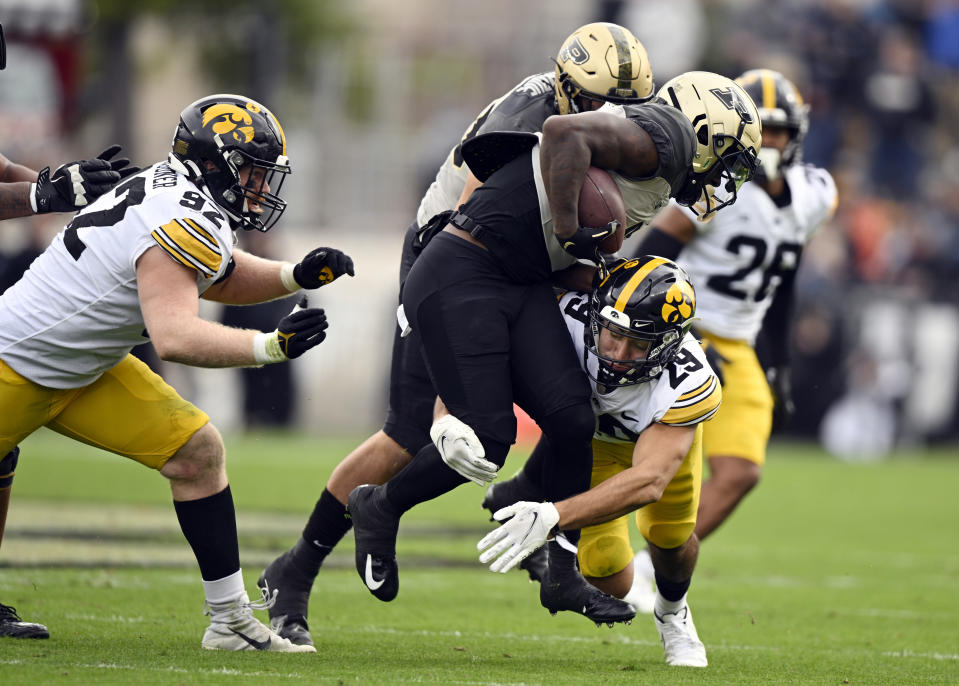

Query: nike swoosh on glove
[477,501,559,573]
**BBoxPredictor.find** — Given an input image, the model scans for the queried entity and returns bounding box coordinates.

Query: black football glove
[293,247,355,289]
[767,365,795,430]
[275,297,329,359]
[33,144,140,214]
[558,221,619,262]
[702,341,729,386]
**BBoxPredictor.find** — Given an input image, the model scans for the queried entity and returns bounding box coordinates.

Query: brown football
[578,166,627,254]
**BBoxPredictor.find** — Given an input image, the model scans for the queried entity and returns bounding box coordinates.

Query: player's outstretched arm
[138,247,328,367]
[0,146,137,221]
[0,152,40,220]
[560,422,695,529]
[32,145,138,214]
[203,247,355,305]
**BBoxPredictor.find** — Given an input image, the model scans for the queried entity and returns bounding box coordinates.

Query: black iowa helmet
[169,94,290,232]
[736,69,809,175]
[587,256,696,387]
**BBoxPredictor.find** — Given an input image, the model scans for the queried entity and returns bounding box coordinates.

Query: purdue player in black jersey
[258,22,654,645]
[0,25,140,639]
[346,71,761,626]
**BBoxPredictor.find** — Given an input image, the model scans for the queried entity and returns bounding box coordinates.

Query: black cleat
[257,549,315,647]
[268,614,314,648]
[481,477,541,520]
[482,480,548,583]
[0,603,49,639]
[539,568,636,626]
[348,485,400,602]
[518,545,548,584]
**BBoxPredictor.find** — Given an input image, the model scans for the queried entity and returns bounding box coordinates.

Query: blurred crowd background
[1,0,957,459]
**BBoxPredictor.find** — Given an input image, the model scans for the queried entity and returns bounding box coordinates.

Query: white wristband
[280,262,299,292]
[252,330,289,365]
[29,183,38,213]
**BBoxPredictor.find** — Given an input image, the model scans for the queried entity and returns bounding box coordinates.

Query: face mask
[757,146,782,181]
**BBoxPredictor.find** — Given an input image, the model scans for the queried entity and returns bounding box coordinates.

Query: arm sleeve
[755,258,799,370]
[633,226,685,261]
[624,103,696,194]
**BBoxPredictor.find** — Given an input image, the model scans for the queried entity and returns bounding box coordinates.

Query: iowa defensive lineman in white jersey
[478,257,720,667]
[630,70,838,599]
[0,94,355,652]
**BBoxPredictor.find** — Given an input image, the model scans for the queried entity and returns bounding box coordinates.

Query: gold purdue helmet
[659,71,762,220]
[554,22,654,115]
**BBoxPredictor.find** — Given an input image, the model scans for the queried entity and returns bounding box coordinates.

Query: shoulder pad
[461,131,540,182]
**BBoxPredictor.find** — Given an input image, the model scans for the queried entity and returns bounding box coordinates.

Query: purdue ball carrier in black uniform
[348,71,761,626]
[258,22,654,646]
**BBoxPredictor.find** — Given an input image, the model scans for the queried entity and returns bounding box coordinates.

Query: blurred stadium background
[1,0,958,460]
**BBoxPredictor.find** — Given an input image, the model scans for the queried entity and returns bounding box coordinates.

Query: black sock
[546,539,579,579]
[174,486,240,581]
[536,404,595,502]
[295,488,352,574]
[655,573,691,602]
[382,443,467,514]
[519,438,547,494]
[0,447,19,488]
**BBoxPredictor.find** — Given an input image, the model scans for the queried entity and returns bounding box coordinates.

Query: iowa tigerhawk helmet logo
[661,281,695,324]
[201,103,259,143]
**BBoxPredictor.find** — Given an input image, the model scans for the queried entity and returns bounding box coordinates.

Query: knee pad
[577,533,634,579]
[640,520,695,551]
[0,447,20,489]
[538,403,595,447]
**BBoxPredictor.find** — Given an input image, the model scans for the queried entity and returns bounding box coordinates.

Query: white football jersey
[0,162,235,389]
[673,164,837,343]
[559,292,722,445]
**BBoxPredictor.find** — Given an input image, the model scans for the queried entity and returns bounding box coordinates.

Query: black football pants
[383,231,595,514]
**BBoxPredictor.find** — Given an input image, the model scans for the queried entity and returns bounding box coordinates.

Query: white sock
[655,591,688,616]
[203,568,245,605]
[634,548,654,581]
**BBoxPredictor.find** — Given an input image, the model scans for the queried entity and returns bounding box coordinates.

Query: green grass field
[1,429,957,685]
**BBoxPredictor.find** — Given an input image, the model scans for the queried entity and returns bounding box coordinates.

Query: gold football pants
[0,354,209,470]
[578,427,703,578]
[699,333,773,465]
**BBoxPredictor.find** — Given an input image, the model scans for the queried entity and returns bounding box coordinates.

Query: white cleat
[201,590,316,653]
[654,603,707,667]
[623,548,656,614]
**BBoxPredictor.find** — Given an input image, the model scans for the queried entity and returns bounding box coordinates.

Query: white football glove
[430,414,497,485]
[477,501,560,573]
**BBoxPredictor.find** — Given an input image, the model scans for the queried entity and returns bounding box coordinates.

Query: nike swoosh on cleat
[364,554,385,590]
[230,628,272,650]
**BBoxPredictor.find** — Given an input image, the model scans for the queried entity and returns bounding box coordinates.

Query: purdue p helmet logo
[661,281,695,324]
[202,103,256,143]
[559,37,589,66]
